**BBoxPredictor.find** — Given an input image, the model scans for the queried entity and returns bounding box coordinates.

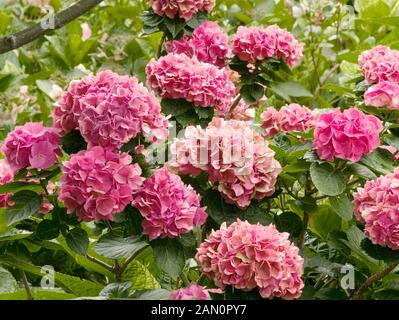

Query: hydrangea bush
[1,0,399,301]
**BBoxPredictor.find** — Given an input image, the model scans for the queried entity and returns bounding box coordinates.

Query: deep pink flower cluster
[364,81,399,110]
[313,108,383,163]
[359,46,399,84]
[146,53,235,114]
[1,122,61,171]
[196,219,304,299]
[53,70,169,150]
[59,146,144,221]
[166,21,229,67]
[354,168,399,250]
[261,104,315,138]
[232,25,304,67]
[148,0,215,21]
[170,283,211,300]
[169,118,281,208]
[131,168,207,240]
[0,159,15,208]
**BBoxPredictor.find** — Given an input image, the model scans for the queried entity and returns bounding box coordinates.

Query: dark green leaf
[65,227,89,255]
[275,212,303,238]
[61,130,87,155]
[151,238,185,280]
[310,162,346,196]
[241,84,265,104]
[36,220,60,240]
[329,193,354,220]
[163,17,186,38]
[94,235,148,259]
[6,191,42,226]
[361,238,399,263]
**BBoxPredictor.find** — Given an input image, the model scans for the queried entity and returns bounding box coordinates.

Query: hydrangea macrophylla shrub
[232,25,304,67]
[364,81,399,110]
[148,0,215,21]
[166,21,229,67]
[131,168,207,240]
[0,159,15,208]
[146,53,235,115]
[53,70,169,150]
[312,108,383,163]
[169,117,281,208]
[1,122,61,171]
[59,146,144,221]
[354,168,399,250]
[261,104,315,138]
[170,283,212,300]
[359,45,399,84]
[196,219,304,299]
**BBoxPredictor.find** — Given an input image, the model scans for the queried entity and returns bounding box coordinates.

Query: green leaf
[329,193,354,221]
[137,289,171,300]
[0,288,75,300]
[121,260,160,290]
[361,148,395,175]
[347,163,377,180]
[94,235,148,259]
[99,282,132,299]
[194,107,214,120]
[140,10,164,27]
[0,182,43,194]
[65,227,89,255]
[61,130,87,155]
[309,204,341,239]
[163,17,186,38]
[0,229,32,242]
[36,220,60,240]
[161,99,193,117]
[186,11,208,29]
[151,238,185,280]
[361,238,399,263]
[270,82,313,101]
[241,84,265,104]
[202,189,273,225]
[6,191,42,226]
[0,266,17,294]
[310,162,346,196]
[275,212,303,238]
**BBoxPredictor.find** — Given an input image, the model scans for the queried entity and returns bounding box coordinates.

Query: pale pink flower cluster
[196,219,304,299]
[166,21,229,67]
[53,70,169,150]
[230,100,256,122]
[0,159,15,208]
[354,168,399,250]
[1,122,61,172]
[364,81,399,110]
[146,53,235,115]
[59,146,144,221]
[169,118,281,208]
[359,46,399,84]
[132,168,207,240]
[170,283,214,300]
[148,0,215,21]
[313,108,383,163]
[232,25,304,67]
[261,104,315,138]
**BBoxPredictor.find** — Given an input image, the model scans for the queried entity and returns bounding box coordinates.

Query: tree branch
[351,262,398,300]
[0,0,103,55]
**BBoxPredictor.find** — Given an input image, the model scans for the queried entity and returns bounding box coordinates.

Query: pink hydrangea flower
[53,70,169,150]
[169,118,281,208]
[230,100,256,122]
[232,25,304,67]
[313,108,383,163]
[170,283,210,300]
[196,219,304,299]
[81,23,92,41]
[261,104,315,138]
[364,81,399,110]
[166,21,229,67]
[359,46,399,84]
[148,0,215,21]
[131,168,207,240]
[0,159,15,208]
[59,146,144,221]
[354,168,399,250]
[146,53,235,115]
[1,122,61,171]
